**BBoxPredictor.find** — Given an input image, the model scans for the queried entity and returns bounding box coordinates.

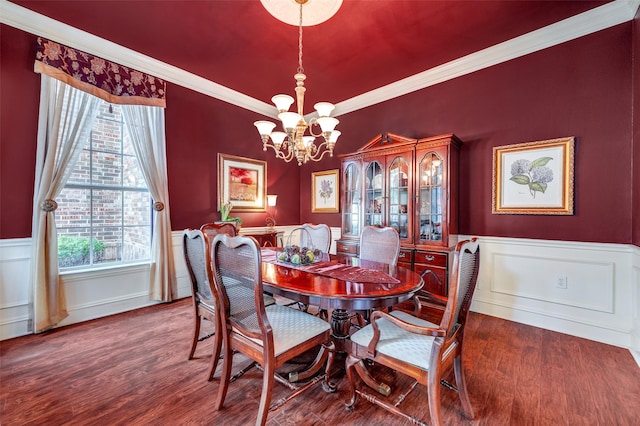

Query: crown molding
[1,0,638,119]
[0,0,277,118]
[333,0,640,116]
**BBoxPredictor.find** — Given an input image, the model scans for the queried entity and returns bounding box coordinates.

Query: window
[56,101,152,269]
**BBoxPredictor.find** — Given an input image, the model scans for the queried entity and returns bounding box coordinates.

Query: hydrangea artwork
[509,157,554,198]
[319,179,334,204]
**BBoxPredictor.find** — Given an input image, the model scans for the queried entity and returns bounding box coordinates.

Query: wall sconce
[266,194,278,229]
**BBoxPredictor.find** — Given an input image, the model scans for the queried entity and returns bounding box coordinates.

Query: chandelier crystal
[254,0,341,166]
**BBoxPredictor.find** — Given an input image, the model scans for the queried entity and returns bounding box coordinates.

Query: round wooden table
[261,252,423,349]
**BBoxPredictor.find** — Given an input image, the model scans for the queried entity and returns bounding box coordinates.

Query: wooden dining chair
[359,225,400,267]
[200,221,237,241]
[351,226,401,325]
[301,223,332,253]
[182,229,223,381]
[211,234,336,426]
[295,223,332,314]
[344,238,480,426]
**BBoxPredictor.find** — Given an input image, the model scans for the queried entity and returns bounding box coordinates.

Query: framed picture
[312,169,339,213]
[492,137,575,215]
[218,153,266,212]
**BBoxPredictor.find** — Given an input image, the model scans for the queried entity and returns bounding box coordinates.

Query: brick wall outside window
[56,103,152,268]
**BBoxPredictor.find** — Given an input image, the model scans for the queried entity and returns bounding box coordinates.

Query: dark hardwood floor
[2,298,639,425]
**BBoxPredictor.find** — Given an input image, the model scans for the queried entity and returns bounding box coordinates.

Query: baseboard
[471,298,632,349]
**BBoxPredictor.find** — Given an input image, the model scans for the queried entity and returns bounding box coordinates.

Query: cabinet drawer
[398,261,412,270]
[414,250,447,267]
[397,249,413,263]
[336,241,359,255]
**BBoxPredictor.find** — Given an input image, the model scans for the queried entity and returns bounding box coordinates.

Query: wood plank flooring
[1,298,639,425]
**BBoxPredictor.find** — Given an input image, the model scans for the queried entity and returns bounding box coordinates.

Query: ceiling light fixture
[254,0,341,166]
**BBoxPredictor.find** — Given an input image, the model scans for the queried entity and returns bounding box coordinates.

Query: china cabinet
[336,133,461,296]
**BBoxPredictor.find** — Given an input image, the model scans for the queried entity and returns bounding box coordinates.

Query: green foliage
[58,235,105,267]
[509,156,554,198]
[219,201,242,225]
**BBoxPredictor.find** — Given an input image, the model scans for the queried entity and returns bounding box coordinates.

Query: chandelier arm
[306,141,335,162]
[307,118,324,138]
[277,145,295,162]
[263,141,296,162]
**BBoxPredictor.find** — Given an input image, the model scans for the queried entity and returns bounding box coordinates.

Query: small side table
[241,230,284,247]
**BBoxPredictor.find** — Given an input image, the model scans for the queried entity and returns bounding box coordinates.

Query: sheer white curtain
[31,75,101,332]
[122,105,177,301]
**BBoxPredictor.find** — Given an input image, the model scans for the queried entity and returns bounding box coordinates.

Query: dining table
[260,248,424,351]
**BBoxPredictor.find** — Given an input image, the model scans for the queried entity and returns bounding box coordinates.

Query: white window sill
[59,262,151,279]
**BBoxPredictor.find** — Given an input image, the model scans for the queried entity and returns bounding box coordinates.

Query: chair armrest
[367,310,445,356]
[414,292,447,308]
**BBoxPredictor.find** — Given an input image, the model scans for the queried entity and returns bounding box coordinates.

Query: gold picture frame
[218,153,267,212]
[492,137,575,215]
[312,169,339,213]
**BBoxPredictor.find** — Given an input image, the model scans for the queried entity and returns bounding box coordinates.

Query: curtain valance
[34,37,166,108]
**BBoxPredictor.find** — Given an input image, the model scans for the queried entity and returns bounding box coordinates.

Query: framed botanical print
[492,137,575,215]
[218,153,267,212]
[312,169,339,213]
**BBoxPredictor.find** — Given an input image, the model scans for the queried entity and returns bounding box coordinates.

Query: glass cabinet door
[388,156,411,239]
[341,163,360,237]
[364,160,384,227]
[417,151,444,244]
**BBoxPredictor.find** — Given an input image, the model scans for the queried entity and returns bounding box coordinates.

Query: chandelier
[254,0,341,166]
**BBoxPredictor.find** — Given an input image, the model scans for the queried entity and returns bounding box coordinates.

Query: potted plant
[218,201,242,230]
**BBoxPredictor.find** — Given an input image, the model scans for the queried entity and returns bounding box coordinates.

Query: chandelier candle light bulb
[254,0,342,165]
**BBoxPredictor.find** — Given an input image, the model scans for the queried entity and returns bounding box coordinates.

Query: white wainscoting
[632,246,640,365]
[466,235,638,351]
[1,232,638,366]
[0,226,340,341]
[0,238,32,340]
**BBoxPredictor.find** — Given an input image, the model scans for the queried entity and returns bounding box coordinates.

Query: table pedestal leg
[330,308,351,352]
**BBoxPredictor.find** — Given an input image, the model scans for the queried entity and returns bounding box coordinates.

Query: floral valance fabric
[34,37,166,107]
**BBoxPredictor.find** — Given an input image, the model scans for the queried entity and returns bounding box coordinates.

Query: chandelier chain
[297,2,304,74]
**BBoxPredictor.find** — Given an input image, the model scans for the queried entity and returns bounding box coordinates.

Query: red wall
[0,27,301,238]
[1,22,635,245]
[0,26,40,238]
[633,9,640,247]
[164,84,301,230]
[300,23,634,244]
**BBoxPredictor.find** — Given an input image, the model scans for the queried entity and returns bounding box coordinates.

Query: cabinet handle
[420,269,443,286]
[399,252,406,259]
[425,255,435,261]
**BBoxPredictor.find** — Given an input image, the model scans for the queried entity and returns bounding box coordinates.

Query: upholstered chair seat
[232,304,332,356]
[349,310,441,370]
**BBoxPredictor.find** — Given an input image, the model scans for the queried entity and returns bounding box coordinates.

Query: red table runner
[261,250,400,284]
